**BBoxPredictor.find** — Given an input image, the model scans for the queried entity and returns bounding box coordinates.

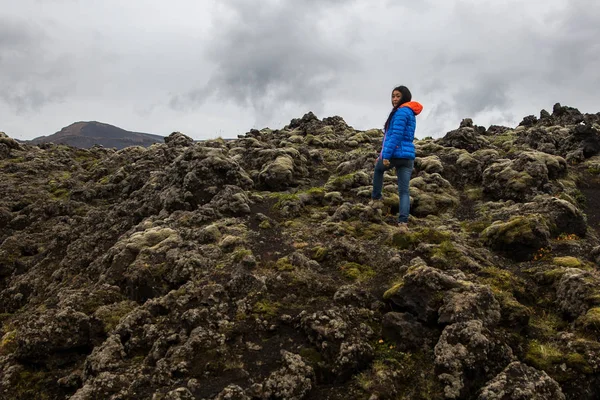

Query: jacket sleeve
[382,108,409,160]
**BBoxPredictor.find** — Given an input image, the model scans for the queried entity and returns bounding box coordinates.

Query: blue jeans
[372,158,414,223]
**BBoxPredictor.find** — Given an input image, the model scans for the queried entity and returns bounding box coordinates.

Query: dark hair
[384,85,412,132]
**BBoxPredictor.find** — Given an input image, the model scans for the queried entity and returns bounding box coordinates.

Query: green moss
[13,370,52,400]
[390,227,451,250]
[465,187,484,201]
[577,307,600,332]
[95,301,137,333]
[462,220,491,234]
[50,188,70,200]
[98,176,110,184]
[430,240,465,268]
[490,133,516,146]
[479,266,526,294]
[259,220,272,229]
[299,347,323,365]
[542,268,568,283]
[356,342,444,399]
[572,189,586,207]
[354,222,389,240]
[131,355,146,364]
[9,156,25,163]
[383,282,404,300]
[0,311,12,319]
[252,300,280,317]
[324,173,355,190]
[312,246,328,262]
[275,257,294,271]
[340,262,376,282]
[59,171,71,180]
[233,248,253,263]
[566,353,593,374]
[552,256,582,268]
[272,193,300,210]
[301,187,325,196]
[587,166,600,175]
[0,330,17,354]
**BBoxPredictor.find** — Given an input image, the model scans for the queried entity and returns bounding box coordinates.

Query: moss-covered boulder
[416,155,444,174]
[434,320,515,399]
[258,155,295,190]
[555,268,600,318]
[409,172,459,216]
[478,361,565,400]
[438,125,492,152]
[481,215,551,260]
[384,266,500,328]
[483,151,567,202]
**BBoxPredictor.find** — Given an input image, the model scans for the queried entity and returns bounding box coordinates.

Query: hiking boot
[369,199,384,209]
[397,222,409,233]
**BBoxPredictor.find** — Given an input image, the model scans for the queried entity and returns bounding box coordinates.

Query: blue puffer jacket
[380,101,423,160]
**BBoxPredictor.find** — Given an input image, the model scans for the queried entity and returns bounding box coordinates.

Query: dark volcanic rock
[1,105,600,400]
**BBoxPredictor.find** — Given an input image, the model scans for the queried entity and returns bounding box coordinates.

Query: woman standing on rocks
[370,85,423,232]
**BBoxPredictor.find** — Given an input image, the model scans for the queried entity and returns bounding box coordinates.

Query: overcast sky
[1,0,599,140]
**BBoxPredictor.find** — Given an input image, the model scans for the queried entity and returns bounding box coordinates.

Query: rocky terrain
[1,103,600,399]
[27,121,164,150]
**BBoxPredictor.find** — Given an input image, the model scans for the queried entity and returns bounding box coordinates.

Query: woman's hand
[383,159,390,168]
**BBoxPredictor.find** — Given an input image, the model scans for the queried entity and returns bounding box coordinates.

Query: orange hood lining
[401,101,423,115]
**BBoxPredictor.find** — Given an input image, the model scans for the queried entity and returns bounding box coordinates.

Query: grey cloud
[540,0,600,84]
[453,74,510,118]
[0,17,44,67]
[170,0,359,122]
[0,88,66,115]
[0,16,72,113]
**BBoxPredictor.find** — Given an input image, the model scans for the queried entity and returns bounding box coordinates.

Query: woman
[371,85,423,232]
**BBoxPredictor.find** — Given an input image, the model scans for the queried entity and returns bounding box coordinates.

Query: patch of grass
[572,189,586,207]
[355,341,443,400]
[577,307,600,333]
[252,300,280,317]
[587,166,600,175]
[525,339,563,371]
[529,311,568,338]
[13,370,52,400]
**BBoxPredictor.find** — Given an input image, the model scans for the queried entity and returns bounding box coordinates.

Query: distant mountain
[28,121,165,149]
